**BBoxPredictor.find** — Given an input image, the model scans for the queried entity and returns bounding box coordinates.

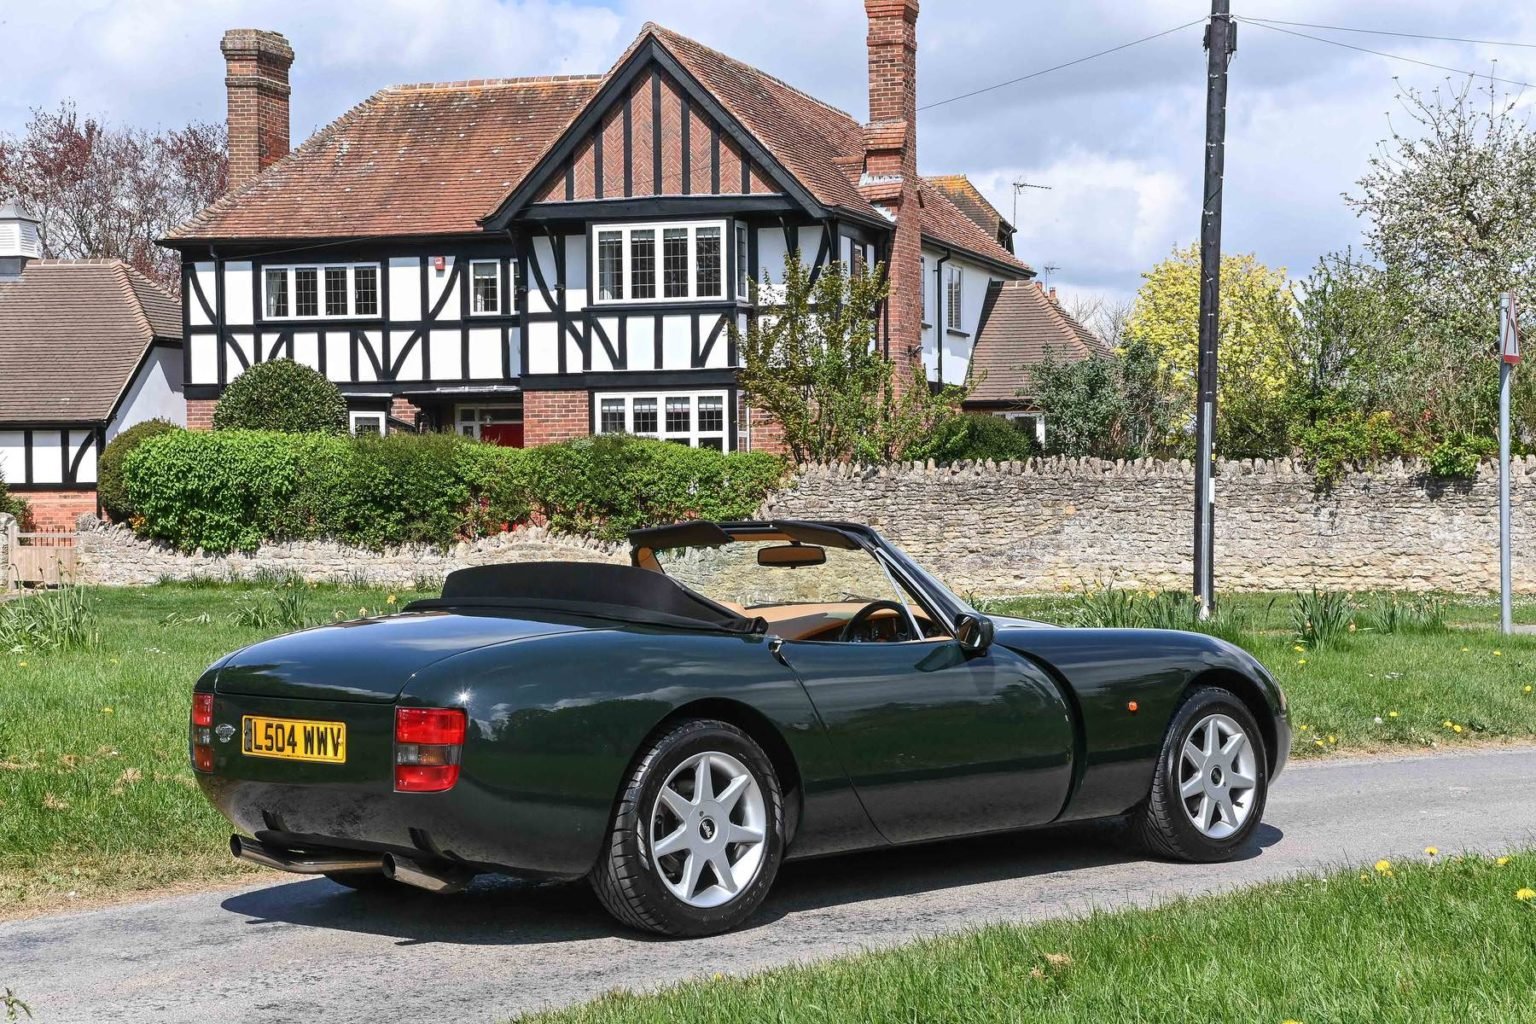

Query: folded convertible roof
[408,561,764,634]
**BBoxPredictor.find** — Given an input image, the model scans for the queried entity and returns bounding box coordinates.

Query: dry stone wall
[763,457,1536,595]
[67,456,1536,595]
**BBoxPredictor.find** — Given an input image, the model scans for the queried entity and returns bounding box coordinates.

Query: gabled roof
[926,174,1012,242]
[167,23,1029,274]
[0,260,181,423]
[967,279,1107,404]
[168,76,601,240]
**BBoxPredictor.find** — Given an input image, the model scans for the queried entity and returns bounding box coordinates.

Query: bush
[908,413,1039,464]
[1294,411,1418,486]
[213,359,348,433]
[1425,433,1497,479]
[98,419,181,522]
[122,430,783,553]
[523,435,786,540]
[0,471,31,529]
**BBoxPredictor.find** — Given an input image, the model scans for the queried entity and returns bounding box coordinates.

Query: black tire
[590,719,785,936]
[324,870,395,891]
[1131,686,1269,863]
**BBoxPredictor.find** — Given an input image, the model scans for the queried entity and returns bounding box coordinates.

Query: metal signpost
[1499,292,1521,636]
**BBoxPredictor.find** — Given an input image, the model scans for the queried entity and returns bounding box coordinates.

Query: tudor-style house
[165,4,1094,452]
[0,203,186,528]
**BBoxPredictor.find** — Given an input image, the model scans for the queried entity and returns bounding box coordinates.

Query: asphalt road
[5,747,1536,1024]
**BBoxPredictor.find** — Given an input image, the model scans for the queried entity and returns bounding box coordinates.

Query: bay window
[592,221,731,304]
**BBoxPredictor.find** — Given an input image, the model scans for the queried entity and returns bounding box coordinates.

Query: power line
[1238,18,1536,90]
[1242,15,1536,51]
[917,19,1205,112]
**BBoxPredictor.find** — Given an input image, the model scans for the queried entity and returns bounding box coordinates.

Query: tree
[1032,337,1178,459]
[0,102,226,293]
[1064,294,1133,349]
[1345,77,1536,440]
[1125,243,1296,458]
[213,360,349,434]
[736,251,967,462]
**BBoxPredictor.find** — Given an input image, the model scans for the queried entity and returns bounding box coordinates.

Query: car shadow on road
[219,820,1283,948]
[219,816,1284,951]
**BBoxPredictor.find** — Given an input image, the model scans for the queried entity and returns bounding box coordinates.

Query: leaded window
[324,267,348,316]
[294,268,319,317]
[630,230,655,299]
[598,231,623,301]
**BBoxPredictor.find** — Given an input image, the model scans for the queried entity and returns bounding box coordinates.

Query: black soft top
[405,562,765,635]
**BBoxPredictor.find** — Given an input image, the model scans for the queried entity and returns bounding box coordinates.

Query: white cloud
[5,0,1536,305]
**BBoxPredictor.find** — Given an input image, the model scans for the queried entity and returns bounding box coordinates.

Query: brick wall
[523,390,589,446]
[15,490,97,531]
[221,29,294,189]
[187,398,217,430]
[746,405,787,456]
[389,396,424,429]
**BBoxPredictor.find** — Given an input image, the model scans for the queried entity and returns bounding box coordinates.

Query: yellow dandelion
[1298,659,1308,666]
[1443,720,1454,728]
[1374,859,1392,874]
[1425,847,1439,857]
[1299,724,1310,732]
[1461,646,1470,652]
[387,594,397,605]
[1516,888,1535,902]
[1348,621,1357,633]
[18,661,26,668]
[1497,856,1511,867]
[1313,739,1325,748]
[1524,685,1532,694]
[1293,645,1305,653]
[1494,650,1503,657]
[1453,724,1463,734]
[101,707,114,715]
[1388,710,1399,718]
[109,658,120,665]
[1328,735,1338,745]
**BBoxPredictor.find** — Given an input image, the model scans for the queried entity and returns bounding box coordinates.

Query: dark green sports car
[192,520,1289,936]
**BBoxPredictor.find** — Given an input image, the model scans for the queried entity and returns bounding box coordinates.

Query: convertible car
[192,520,1288,936]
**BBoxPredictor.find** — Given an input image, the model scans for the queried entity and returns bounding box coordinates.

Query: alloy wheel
[1177,712,1259,840]
[648,750,767,908]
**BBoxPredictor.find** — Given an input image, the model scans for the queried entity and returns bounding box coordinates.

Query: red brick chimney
[863,0,922,387]
[220,29,294,189]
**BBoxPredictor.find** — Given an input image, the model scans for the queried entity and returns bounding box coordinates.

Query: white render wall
[920,247,1003,388]
[108,345,186,440]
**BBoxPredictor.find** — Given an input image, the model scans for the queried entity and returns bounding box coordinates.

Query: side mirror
[954,612,995,653]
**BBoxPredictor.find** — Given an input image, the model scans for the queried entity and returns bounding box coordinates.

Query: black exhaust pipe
[381,852,472,894]
[230,834,385,875]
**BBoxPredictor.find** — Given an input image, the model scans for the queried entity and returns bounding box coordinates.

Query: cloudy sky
[6,1,1536,307]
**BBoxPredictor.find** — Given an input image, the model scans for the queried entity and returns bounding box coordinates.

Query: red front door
[479,423,524,448]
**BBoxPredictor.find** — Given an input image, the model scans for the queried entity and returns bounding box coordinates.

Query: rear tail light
[190,692,216,772]
[394,708,466,793]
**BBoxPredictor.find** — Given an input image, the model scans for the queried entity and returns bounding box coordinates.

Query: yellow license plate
[242,715,347,764]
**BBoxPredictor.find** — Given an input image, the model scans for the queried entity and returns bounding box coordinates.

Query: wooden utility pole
[1194,0,1235,616]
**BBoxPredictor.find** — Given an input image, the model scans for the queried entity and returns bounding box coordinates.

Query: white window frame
[946,265,963,332]
[263,263,382,321]
[591,221,728,306]
[920,256,929,326]
[349,410,386,436]
[592,390,730,449]
[1002,411,1046,444]
[736,221,751,303]
[469,260,502,316]
[455,403,522,439]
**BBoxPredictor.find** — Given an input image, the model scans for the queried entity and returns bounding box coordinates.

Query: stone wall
[763,457,1536,595]
[74,519,625,588]
[67,456,1536,594]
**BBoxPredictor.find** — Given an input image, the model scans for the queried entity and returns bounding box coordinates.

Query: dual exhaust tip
[230,834,471,894]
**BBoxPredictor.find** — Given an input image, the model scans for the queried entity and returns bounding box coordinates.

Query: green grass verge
[987,592,1536,758]
[2,584,1534,912]
[516,852,1536,1024]
[0,580,433,915]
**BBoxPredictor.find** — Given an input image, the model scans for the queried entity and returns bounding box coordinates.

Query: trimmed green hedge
[213,359,348,433]
[98,418,182,522]
[121,430,785,553]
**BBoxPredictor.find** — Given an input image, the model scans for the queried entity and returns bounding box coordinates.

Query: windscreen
[653,541,903,609]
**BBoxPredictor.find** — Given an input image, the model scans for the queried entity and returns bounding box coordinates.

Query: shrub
[98,419,181,522]
[523,435,786,541]
[213,359,348,433]
[1425,433,1497,479]
[908,413,1039,464]
[1294,410,1418,486]
[0,471,31,529]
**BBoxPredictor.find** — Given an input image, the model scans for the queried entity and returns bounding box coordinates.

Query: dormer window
[593,221,729,305]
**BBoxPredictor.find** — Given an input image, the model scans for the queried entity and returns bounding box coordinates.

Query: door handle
[767,635,790,666]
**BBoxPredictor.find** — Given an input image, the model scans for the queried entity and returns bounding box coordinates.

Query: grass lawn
[1,583,1534,916]
[514,851,1536,1024]
[0,580,434,916]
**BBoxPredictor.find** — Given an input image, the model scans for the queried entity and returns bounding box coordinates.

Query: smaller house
[0,203,185,528]
[964,278,1108,441]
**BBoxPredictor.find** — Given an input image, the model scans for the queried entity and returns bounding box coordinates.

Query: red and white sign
[1502,293,1521,365]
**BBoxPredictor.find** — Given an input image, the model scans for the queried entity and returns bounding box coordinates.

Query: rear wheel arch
[640,699,804,842]
[1180,669,1280,773]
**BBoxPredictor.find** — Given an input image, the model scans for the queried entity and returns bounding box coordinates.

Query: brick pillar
[522,390,590,446]
[221,29,294,189]
[864,0,922,392]
[186,398,217,430]
[389,396,424,430]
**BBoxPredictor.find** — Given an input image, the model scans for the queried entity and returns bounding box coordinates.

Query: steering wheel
[839,600,914,643]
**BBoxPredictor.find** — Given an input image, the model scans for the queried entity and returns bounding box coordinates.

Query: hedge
[98,418,182,522]
[213,359,349,433]
[121,430,785,554]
